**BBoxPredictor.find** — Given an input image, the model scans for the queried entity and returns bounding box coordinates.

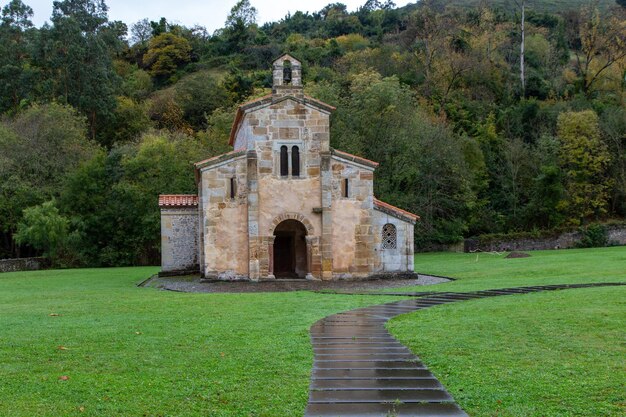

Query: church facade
[159,55,418,280]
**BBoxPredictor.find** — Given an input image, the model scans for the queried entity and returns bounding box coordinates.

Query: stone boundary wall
[465,226,626,252]
[0,257,50,273]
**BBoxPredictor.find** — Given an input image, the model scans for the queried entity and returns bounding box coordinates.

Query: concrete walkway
[305,282,625,417]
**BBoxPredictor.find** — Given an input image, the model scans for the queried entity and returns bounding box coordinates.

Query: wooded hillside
[1,0,624,265]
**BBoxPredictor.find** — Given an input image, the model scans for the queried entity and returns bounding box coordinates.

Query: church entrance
[273,219,308,278]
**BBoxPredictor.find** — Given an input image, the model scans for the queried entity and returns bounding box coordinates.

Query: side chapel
[159,55,418,280]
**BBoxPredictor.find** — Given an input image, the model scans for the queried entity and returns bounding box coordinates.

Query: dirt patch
[506,251,531,259]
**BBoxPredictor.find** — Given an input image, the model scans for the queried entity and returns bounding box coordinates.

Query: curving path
[304,282,625,417]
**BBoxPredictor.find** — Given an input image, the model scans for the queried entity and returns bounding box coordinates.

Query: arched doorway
[273,219,308,278]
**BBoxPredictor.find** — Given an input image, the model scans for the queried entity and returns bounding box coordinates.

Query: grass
[0,267,399,416]
[0,247,624,416]
[386,247,626,416]
[388,286,626,416]
[407,246,626,292]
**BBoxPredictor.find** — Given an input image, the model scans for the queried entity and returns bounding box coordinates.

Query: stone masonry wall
[200,156,249,279]
[330,156,376,278]
[0,257,49,273]
[465,226,626,252]
[372,209,415,273]
[161,208,198,272]
[236,97,331,279]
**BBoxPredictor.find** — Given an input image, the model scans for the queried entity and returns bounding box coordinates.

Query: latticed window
[382,224,397,249]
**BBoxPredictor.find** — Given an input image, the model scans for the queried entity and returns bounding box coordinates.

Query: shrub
[576,224,609,248]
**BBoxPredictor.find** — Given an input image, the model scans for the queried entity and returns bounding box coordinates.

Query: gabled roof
[194,149,247,170]
[159,194,198,208]
[331,149,379,169]
[228,94,336,147]
[374,198,420,224]
[274,53,301,66]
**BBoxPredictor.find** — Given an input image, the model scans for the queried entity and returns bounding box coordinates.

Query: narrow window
[280,145,288,177]
[291,146,300,177]
[343,178,349,198]
[382,224,397,249]
[230,177,236,199]
[283,60,292,84]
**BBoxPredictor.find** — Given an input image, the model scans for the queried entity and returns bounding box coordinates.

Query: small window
[382,224,397,249]
[291,146,300,177]
[230,177,236,199]
[283,60,292,84]
[280,145,288,177]
[343,178,349,198]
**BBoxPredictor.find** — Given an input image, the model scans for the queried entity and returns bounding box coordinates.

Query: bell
[283,67,292,84]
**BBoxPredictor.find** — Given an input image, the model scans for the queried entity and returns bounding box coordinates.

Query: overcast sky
[21,0,416,33]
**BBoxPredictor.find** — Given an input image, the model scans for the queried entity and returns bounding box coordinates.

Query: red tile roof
[374,198,420,222]
[159,194,198,208]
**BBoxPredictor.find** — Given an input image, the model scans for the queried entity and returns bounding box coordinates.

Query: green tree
[143,32,191,82]
[100,96,152,147]
[48,0,123,141]
[14,200,69,260]
[0,103,98,258]
[60,131,209,266]
[0,0,35,113]
[332,70,474,247]
[557,110,612,224]
[174,71,234,130]
[222,0,258,53]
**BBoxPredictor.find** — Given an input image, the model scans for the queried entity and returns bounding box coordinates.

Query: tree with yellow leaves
[557,110,612,225]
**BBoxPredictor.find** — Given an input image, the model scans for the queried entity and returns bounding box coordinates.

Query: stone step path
[305,282,625,417]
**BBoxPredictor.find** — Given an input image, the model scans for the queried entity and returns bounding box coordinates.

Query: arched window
[382,224,397,249]
[291,146,300,177]
[280,145,289,176]
[283,60,292,85]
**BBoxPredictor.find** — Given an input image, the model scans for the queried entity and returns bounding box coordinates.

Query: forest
[0,0,624,266]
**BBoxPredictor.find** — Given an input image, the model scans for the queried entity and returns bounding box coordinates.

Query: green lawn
[0,268,399,416]
[1,247,624,416]
[387,247,626,416]
[408,246,626,292]
[388,286,626,416]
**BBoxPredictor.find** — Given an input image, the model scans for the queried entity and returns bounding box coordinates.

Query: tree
[0,103,98,195]
[226,0,257,28]
[222,0,259,52]
[14,200,69,260]
[570,4,626,95]
[0,103,98,258]
[557,110,612,224]
[130,18,152,46]
[48,0,123,141]
[59,131,209,265]
[0,0,35,113]
[331,70,475,247]
[143,32,191,82]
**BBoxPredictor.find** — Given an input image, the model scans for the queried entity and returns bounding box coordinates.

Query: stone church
[159,55,418,280]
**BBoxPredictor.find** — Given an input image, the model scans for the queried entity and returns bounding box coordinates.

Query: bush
[14,201,69,263]
[576,224,609,248]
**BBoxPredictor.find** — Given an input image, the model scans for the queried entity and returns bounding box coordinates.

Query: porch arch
[269,212,315,236]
